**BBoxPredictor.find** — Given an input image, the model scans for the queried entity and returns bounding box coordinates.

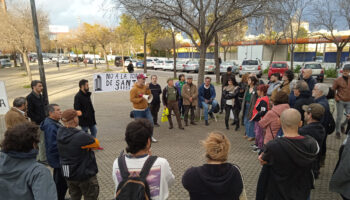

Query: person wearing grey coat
[330,134,350,200]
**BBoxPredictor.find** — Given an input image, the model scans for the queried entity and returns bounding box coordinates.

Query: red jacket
[251,96,269,121]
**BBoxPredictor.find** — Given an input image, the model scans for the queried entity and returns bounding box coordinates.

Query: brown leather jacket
[333,76,350,102]
[5,107,28,129]
[181,83,198,106]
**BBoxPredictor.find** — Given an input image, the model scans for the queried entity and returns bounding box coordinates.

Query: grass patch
[21,73,27,77]
[105,68,113,72]
[23,84,31,88]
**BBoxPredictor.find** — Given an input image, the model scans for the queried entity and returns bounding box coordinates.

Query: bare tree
[0,2,48,83]
[116,0,268,86]
[272,0,310,70]
[312,0,350,68]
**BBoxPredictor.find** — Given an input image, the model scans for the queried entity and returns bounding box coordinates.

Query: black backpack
[115,153,158,200]
[324,110,335,135]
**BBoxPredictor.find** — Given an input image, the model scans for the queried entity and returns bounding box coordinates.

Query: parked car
[136,60,144,68]
[146,58,157,69]
[42,57,52,64]
[60,57,70,64]
[239,59,262,78]
[220,61,238,74]
[0,59,12,68]
[314,56,324,62]
[299,62,324,82]
[154,60,165,70]
[205,61,215,74]
[175,60,188,71]
[114,56,130,66]
[183,60,199,73]
[163,60,175,71]
[268,61,289,79]
[338,61,350,77]
[124,59,138,67]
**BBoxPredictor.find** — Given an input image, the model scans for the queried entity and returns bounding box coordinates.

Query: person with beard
[299,103,326,179]
[256,109,319,200]
[74,79,104,150]
[5,97,28,129]
[293,80,314,123]
[301,69,317,91]
[182,132,246,200]
[27,80,48,164]
[181,76,198,126]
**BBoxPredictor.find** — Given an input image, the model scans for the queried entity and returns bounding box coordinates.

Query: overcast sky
[36,0,118,28]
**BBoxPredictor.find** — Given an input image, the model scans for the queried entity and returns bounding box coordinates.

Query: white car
[299,62,324,82]
[154,60,165,70]
[175,60,188,71]
[163,60,175,71]
[42,57,51,63]
[98,58,106,64]
[59,57,70,64]
[239,59,263,78]
[146,58,157,69]
[124,59,138,67]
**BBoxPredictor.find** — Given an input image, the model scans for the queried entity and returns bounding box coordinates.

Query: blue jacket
[0,150,57,200]
[304,77,317,91]
[40,117,62,169]
[315,95,332,129]
[198,84,216,107]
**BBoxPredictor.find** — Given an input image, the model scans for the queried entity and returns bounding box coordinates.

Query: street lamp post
[30,0,49,105]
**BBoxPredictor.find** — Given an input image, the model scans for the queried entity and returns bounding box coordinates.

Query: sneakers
[205,120,209,126]
[235,125,240,131]
[226,126,229,130]
[154,123,160,127]
[250,144,258,148]
[252,148,260,153]
[190,122,197,125]
[185,122,188,126]
[151,137,158,143]
[97,147,104,150]
[247,137,255,141]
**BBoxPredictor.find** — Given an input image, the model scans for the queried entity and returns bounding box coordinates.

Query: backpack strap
[118,151,130,180]
[139,156,158,180]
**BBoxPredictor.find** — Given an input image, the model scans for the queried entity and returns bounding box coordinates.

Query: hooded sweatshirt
[40,117,62,168]
[257,135,319,200]
[57,126,99,181]
[0,150,57,200]
[182,163,244,200]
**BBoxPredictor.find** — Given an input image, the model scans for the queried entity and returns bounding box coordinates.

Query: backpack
[116,153,158,200]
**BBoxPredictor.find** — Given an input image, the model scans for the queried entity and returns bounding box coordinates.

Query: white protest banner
[93,73,143,92]
[0,81,10,115]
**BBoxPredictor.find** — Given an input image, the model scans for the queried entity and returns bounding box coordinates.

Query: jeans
[82,125,97,138]
[37,129,47,162]
[225,105,234,128]
[244,103,255,138]
[67,175,99,200]
[53,168,68,200]
[133,108,154,126]
[335,101,350,133]
[184,105,196,123]
[178,98,185,116]
[201,99,218,121]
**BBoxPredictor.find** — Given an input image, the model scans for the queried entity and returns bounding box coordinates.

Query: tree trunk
[143,32,148,74]
[21,51,32,83]
[269,45,277,69]
[102,46,109,70]
[214,33,220,84]
[75,46,79,67]
[336,46,343,68]
[290,45,295,71]
[196,44,208,118]
[121,47,125,72]
[12,52,18,67]
[315,43,318,55]
[223,47,228,61]
[93,46,97,69]
[172,30,177,79]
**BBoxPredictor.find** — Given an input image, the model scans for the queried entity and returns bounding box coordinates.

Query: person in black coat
[148,75,162,126]
[299,103,326,179]
[293,80,315,123]
[26,80,47,163]
[182,132,245,200]
[74,79,103,150]
[127,61,134,73]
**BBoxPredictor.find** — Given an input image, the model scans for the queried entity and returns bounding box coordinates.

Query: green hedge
[263,67,269,74]
[325,68,337,78]
[294,65,301,73]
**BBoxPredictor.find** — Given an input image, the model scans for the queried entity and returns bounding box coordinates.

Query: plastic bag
[161,108,169,122]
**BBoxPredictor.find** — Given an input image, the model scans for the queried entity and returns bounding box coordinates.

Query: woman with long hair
[242,76,259,141]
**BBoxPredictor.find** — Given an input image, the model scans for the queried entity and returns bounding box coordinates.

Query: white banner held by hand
[93,73,143,93]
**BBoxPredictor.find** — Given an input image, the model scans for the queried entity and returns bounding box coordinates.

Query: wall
[262,45,288,61]
[238,45,263,61]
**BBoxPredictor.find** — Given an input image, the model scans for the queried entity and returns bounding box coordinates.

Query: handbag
[161,108,169,122]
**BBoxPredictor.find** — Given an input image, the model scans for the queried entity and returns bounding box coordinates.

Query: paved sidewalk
[0,64,344,200]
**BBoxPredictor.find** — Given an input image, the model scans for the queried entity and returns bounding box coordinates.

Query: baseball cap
[137,74,147,80]
[61,109,80,122]
[187,75,193,79]
[302,103,325,121]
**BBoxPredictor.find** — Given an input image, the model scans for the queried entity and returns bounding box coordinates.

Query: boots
[225,120,229,130]
[205,120,209,126]
[185,121,188,126]
[235,124,240,131]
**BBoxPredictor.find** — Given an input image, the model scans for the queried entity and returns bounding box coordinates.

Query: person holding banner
[130,74,157,143]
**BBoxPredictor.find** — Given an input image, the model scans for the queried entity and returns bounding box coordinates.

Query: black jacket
[256,135,319,200]
[127,63,134,72]
[223,86,241,109]
[299,122,326,179]
[221,73,236,88]
[26,92,47,125]
[182,163,244,200]
[149,83,162,105]
[57,127,98,181]
[315,96,335,135]
[162,86,179,106]
[294,91,314,122]
[304,77,317,91]
[74,90,96,127]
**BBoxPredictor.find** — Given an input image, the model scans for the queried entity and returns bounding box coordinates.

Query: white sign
[93,73,142,92]
[0,81,10,115]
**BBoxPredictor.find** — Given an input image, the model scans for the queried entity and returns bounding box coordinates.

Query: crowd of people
[0,64,350,200]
